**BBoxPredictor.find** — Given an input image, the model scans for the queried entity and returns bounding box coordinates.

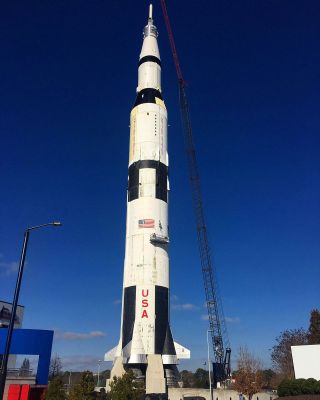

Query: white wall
[291,344,320,379]
[168,388,277,400]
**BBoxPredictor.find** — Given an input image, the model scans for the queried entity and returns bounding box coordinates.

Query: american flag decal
[138,219,155,228]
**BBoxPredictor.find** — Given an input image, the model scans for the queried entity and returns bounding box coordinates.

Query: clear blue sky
[1,0,319,373]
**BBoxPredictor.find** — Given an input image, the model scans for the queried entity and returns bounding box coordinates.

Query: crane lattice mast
[159,0,231,379]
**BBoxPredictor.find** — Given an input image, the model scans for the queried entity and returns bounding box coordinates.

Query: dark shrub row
[278,379,320,397]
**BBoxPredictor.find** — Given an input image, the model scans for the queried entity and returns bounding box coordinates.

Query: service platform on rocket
[105,4,190,382]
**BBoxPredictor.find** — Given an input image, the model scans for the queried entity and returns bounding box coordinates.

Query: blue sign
[0,329,54,384]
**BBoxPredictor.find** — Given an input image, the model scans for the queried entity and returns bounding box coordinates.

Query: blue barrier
[0,329,54,384]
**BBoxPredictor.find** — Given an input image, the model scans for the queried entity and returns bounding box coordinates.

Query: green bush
[301,378,317,394]
[278,379,294,397]
[278,378,320,397]
[290,380,303,396]
[315,381,320,394]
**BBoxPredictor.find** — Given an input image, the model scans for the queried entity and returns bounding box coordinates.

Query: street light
[207,329,214,400]
[97,360,102,387]
[0,222,62,399]
[68,371,72,389]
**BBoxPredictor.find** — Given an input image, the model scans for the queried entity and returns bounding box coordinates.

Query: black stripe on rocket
[128,160,168,202]
[121,285,176,357]
[122,286,136,349]
[133,88,163,108]
[155,286,176,355]
[138,55,161,67]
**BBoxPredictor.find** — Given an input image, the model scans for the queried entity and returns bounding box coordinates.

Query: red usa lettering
[141,289,149,318]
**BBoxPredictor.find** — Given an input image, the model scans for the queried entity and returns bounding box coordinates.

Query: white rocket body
[105,6,189,390]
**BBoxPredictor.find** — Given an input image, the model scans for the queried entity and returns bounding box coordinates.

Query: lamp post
[68,371,72,389]
[97,360,102,387]
[0,222,62,399]
[207,329,214,400]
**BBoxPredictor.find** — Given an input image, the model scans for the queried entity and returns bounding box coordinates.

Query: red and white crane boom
[159,0,231,383]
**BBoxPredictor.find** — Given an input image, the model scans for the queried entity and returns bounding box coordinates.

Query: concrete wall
[168,388,278,400]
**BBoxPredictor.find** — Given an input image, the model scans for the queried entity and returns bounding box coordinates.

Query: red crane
[159,0,231,384]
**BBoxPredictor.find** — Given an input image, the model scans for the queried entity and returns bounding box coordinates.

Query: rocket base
[145,355,166,395]
[107,356,181,397]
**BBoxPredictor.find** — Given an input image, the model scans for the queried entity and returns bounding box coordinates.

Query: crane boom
[160,0,185,84]
[159,0,231,380]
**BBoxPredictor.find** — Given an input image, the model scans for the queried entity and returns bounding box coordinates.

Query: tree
[109,370,145,400]
[260,369,276,389]
[69,370,96,400]
[49,354,63,379]
[308,309,320,344]
[233,346,264,400]
[271,328,308,378]
[19,358,30,377]
[180,369,196,388]
[194,368,209,388]
[268,372,287,390]
[45,376,67,400]
[96,388,108,400]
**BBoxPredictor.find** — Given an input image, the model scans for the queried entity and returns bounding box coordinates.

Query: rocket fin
[162,324,176,355]
[122,340,132,360]
[162,325,179,365]
[174,341,191,359]
[104,345,118,362]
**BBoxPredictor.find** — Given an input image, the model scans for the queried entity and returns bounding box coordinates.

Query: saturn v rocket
[105,5,190,395]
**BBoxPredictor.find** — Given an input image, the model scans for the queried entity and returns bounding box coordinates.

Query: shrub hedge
[278,379,320,397]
